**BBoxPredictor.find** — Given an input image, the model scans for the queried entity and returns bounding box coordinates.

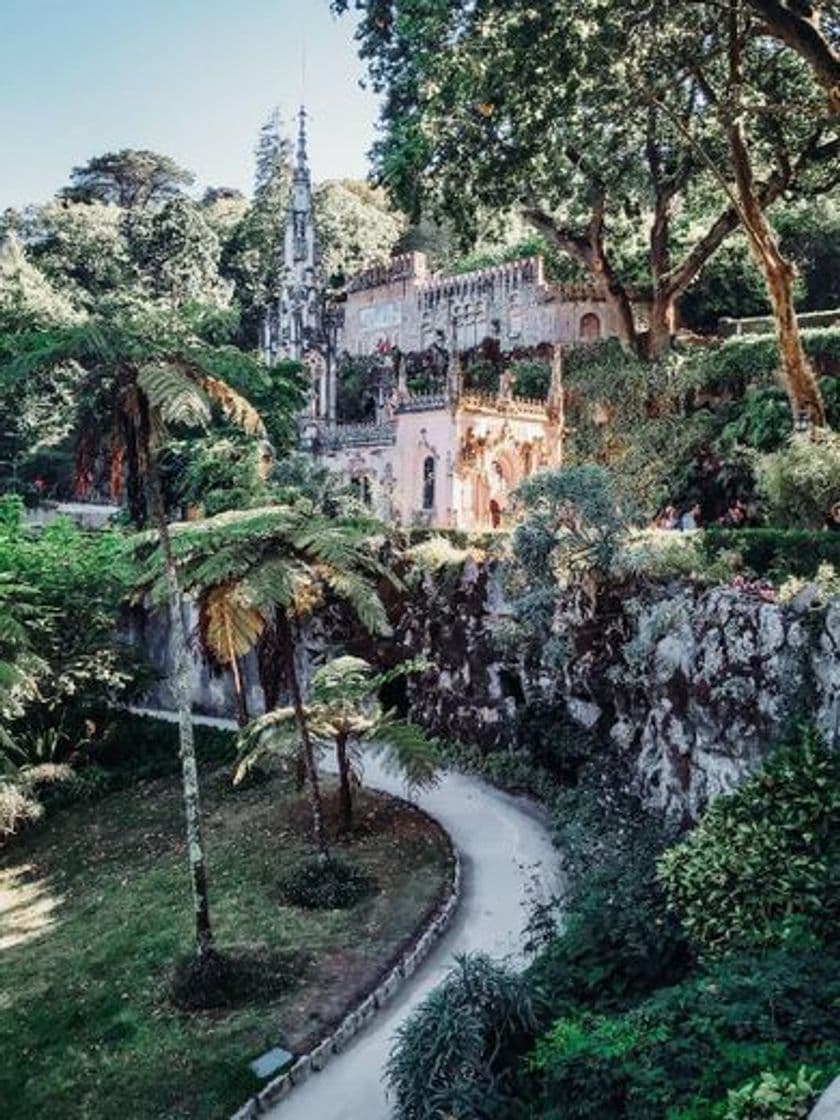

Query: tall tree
[314,180,405,285]
[135,197,231,308]
[220,110,293,346]
[0,313,299,957]
[718,0,830,423]
[336,1,837,365]
[59,150,195,209]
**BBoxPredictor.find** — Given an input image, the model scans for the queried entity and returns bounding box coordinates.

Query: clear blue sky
[0,0,381,210]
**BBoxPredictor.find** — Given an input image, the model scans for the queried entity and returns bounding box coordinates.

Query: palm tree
[0,312,302,956]
[142,503,396,857]
[235,656,440,834]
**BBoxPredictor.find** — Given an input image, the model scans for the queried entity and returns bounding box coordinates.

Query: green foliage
[702,528,840,579]
[278,855,375,910]
[680,237,771,331]
[512,465,628,585]
[658,729,840,956]
[722,1067,825,1120]
[526,948,840,1120]
[615,530,742,584]
[133,197,230,309]
[314,179,404,286]
[685,328,840,397]
[511,357,551,400]
[387,954,535,1120]
[529,783,690,1013]
[271,452,371,518]
[0,499,137,762]
[755,431,840,529]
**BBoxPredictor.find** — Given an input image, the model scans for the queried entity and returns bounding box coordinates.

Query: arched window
[422,456,436,511]
[579,312,601,342]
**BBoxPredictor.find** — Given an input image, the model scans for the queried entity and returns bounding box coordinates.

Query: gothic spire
[295,105,310,182]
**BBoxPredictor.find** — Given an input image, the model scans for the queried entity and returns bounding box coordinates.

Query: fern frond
[199,374,267,438]
[368,719,442,794]
[199,585,265,664]
[138,363,212,429]
[321,567,392,637]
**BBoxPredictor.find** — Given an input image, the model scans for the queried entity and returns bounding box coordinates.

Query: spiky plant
[0,311,303,955]
[138,503,397,856]
[235,655,440,834]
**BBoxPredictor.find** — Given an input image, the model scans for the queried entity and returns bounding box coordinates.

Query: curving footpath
[137,710,562,1120]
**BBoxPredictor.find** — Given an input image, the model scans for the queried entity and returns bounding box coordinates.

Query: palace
[263,110,632,530]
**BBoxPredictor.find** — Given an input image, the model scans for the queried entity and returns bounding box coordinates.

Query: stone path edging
[230,840,462,1119]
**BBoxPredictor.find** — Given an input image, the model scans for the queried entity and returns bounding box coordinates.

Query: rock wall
[132,563,840,825]
[580,586,838,824]
[394,568,840,824]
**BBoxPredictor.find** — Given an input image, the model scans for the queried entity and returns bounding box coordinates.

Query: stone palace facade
[263,110,632,531]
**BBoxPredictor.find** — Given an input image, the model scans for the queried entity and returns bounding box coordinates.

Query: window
[351,476,372,507]
[579,312,601,342]
[422,456,436,511]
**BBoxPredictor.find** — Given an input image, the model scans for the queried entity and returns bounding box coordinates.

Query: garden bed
[0,741,453,1119]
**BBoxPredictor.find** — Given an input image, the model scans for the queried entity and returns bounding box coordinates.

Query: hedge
[702,528,840,577]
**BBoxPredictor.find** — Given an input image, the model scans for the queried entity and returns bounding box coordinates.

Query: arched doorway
[579,312,601,342]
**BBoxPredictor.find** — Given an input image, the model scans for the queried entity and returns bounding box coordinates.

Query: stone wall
[340,251,629,356]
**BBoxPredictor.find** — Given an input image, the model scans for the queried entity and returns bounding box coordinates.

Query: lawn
[0,726,453,1120]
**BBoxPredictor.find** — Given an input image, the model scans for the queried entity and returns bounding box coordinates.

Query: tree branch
[745,0,840,113]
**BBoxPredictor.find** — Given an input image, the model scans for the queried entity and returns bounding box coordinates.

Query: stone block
[288,1055,311,1087]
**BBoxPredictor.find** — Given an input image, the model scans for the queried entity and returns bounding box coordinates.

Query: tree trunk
[335,732,353,835]
[727,9,826,425]
[140,413,213,957]
[523,205,643,358]
[648,183,677,359]
[276,610,329,858]
[257,620,282,711]
[230,656,249,729]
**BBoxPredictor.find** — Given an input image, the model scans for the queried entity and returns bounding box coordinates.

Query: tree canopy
[336,0,838,359]
[59,149,195,209]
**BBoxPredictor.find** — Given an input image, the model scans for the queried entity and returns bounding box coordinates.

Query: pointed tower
[265,107,321,365]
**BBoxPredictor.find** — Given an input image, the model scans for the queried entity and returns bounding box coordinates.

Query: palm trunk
[141,421,213,957]
[335,731,353,834]
[277,610,329,858]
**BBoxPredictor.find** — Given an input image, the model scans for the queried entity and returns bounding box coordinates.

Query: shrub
[685,328,840,397]
[170,945,308,1011]
[526,948,840,1120]
[528,784,690,1013]
[658,728,840,956]
[755,430,840,529]
[278,855,375,910]
[387,954,534,1120]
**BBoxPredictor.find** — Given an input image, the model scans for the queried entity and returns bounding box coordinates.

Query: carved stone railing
[315,421,397,450]
[459,391,549,418]
[398,392,448,413]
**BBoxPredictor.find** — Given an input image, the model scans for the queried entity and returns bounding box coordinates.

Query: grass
[0,725,453,1120]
